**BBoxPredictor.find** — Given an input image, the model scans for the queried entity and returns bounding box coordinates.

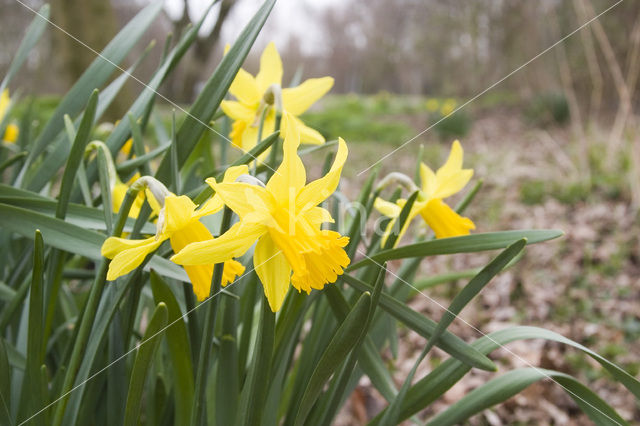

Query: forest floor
[315,100,640,425]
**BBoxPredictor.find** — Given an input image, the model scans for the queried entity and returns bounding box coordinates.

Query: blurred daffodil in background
[172,114,350,312]
[440,98,457,116]
[221,42,333,154]
[1,89,19,143]
[102,169,247,301]
[375,140,475,246]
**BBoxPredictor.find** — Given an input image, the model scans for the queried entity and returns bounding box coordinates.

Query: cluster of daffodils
[425,97,457,117]
[99,43,477,312]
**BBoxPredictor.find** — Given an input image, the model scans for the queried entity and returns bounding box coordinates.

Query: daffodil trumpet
[101,172,246,301]
[172,113,351,312]
[374,140,476,246]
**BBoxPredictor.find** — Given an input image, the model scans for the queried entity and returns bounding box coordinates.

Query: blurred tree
[168,0,237,102]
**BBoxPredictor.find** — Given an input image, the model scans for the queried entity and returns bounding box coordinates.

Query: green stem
[51,189,138,426]
[190,207,233,426]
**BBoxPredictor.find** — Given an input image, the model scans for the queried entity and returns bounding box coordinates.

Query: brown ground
[334,110,640,424]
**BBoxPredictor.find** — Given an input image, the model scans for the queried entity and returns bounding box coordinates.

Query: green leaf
[237,293,275,426]
[56,90,98,220]
[426,368,628,426]
[379,240,526,426]
[216,294,239,426]
[0,203,186,281]
[150,271,194,426]
[154,0,277,182]
[371,325,640,424]
[124,302,168,426]
[0,4,49,92]
[22,230,45,426]
[383,191,418,250]
[294,292,371,426]
[341,273,495,371]
[116,142,171,174]
[347,229,563,271]
[20,1,163,179]
[0,338,11,426]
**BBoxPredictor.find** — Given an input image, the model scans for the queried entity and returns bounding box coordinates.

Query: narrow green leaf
[154,0,277,182]
[0,152,27,174]
[380,240,526,425]
[116,142,171,174]
[123,302,169,426]
[294,292,372,426]
[426,368,627,426]
[0,203,186,281]
[216,294,239,426]
[127,113,151,176]
[0,281,16,302]
[347,229,563,271]
[150,271,194,426]
[56,90,98,220]
[341,273,495,371]
[383,191,419,250]
[0,4,49,92]
[371,325,640,424]
[237,293,275,426]
[0,338,11,426]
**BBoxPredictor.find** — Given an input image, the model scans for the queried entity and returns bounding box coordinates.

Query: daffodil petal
[374,197,402,218]
[286,115,325,145]
[229,68,261,105]
[206,180,274,221]
[220,100,256,122]
[438,140,464,175]
[432,168,473,199]
[256,42,283,92]
[419,163,437,197]
[163,195,198,233]
[104,236,164,280]
[419,198,475,239]
[171,221,265,266]
[266,113,306,202]
[282,77,334,115]
[222,260,245,287]
[3,123,19,144]
[295,137,348,211]
[304,206,334,224]
[196,165,250,218]
[254,233,291,312]
[0,90,9,121]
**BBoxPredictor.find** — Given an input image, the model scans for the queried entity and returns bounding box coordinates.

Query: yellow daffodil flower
[425,98,440,113]
[375,140,475,246]
[172,114,350,312]
[1,90,19,143]
[111,173,147,218]
[221,42,333,153]
[440,98,457,116]
[101,169,248,301]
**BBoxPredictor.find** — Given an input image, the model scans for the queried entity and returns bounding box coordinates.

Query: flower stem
[190,206,233,426]
[51,189,139,426]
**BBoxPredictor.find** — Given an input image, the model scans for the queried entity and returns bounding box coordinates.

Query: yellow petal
[220,100,256,122]
[229,68,261,106]
[286,115,325,145]
[196,165,250,218]
[282,77,334,115]
[419,198,475,239]
[256,42,283,93]
[295,137,348,212]
[163,195,197,233]
[254,233,291,312]
[419,163,437,197]
[0,90,9,121]
[229,120,247,149]
[266,113,306,203]
[171,221,265,266]
[378,199,425,248]
[374,197,402,218]
[304,206,334,224]
[222,260,245,287]
[206,180,274,221]
[169,221,215,301]
[3,123,19,144]
[432,140,473,198]
[103,236,164,280]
